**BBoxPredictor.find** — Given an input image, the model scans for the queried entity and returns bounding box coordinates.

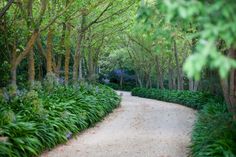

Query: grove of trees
[0,0,137,88]
[0,0,236,156]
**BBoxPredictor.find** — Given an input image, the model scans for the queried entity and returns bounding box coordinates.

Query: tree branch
[83,2,112,31]
[0,0,14,18]
[41,1,73,31]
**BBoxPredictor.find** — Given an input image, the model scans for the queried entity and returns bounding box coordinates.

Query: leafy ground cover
[0,84,120,157]
[132,88,236,157]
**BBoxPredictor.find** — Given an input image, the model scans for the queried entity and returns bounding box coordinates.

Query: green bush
[131,87,236,157]
[0,84,120,157]
[105,82,136,91]
[191,103,236,157]
[131,88,222,110]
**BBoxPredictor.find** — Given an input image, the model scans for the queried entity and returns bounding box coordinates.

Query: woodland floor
[41,91,196,157]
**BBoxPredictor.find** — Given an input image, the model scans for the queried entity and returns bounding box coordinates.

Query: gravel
[41,91,196,157]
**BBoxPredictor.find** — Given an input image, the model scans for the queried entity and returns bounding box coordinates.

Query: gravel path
[41,91,196,157]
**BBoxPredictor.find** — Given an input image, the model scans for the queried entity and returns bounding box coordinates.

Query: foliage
[160,0,236,79]
[105,82,136,91]
[0,84,120,157]
[191,103,236,157]
[0,61,10,87]
[132,88,222,109]
[131,88,236,156]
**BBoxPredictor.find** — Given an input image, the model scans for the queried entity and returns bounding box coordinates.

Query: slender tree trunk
[11,43,17,86]
[137,73,142,88]
[79,58,83,80]
[72,33,82,82]
[173,39,182,90]
[120,70,124,89]
[149,77,152,88]
[83,55,88,77]
[46,28,53,74]
[193,80,199,91]
[88,49,93,81]
[168,68,173,90]
[180,71,184,90]
[55,23,66,78]
[64,23,71,85]
[172,70,177,90]
[73,14,85,83]
[168,54,173,90]
[189,78,194,91]
[145,71,150,88]
[28,50,35,87]
[156,68,164,89]
[55,55,62,77]
[189,79,199,92]
[0,0,14,18]
[156,56,160,88]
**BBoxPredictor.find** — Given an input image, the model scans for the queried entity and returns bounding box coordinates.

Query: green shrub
[191,103,236,157]
[131,88,221,109]
[131,87,236,157]
[105,82,136,91]
[0,84,120,157]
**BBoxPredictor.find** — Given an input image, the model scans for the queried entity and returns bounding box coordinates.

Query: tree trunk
[28,50,35,87]
[88,49,93,81]
[73,14,85,83]
[172,71,177,90]
[46,28,53,74]
[156,56,164,89]
[11,43,17,86]
[173,39,182,90]
[220,48,236,119]
[180,71,184,90]
[64,23,71,85]
[189,78,199,92]
[55,55,62,77]
[55,23,66,78]
[168,68,173,90]
[189,78,194,91]
[11,30,39,87]
[120,70,124,89]
[137,73,143,88]
[228,48,236,119]
[145,71,150,88]
[14,30,39,68]
[79,58,83,80]
[193,80,199,91]
[149,77,152,88]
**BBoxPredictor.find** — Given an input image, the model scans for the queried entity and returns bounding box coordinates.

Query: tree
[161,0,236,118]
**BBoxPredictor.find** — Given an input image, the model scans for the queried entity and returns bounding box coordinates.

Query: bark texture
[73,14,86,83]
[46,28,53,74]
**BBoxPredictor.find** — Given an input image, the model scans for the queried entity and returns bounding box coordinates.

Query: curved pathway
[41,91,196,157]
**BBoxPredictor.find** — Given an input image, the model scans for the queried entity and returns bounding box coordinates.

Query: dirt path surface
[41,91,196,157]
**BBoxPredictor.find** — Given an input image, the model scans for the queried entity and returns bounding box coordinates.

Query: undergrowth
[0,84,120,157]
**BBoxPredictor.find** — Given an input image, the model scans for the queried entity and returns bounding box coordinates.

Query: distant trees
[122,0,235,118]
